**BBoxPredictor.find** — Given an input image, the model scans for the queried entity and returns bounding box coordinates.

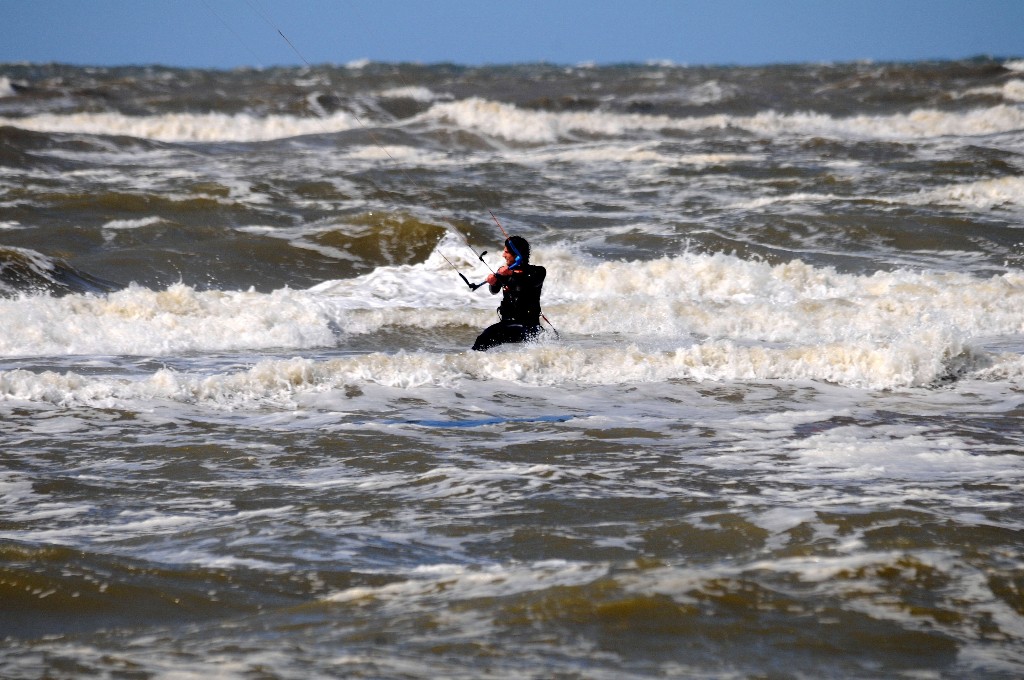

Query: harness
[498,264,545,325]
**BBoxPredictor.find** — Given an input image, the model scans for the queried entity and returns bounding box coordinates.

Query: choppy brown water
[2,58,1024,678]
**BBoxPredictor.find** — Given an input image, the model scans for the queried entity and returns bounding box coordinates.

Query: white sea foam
[0,77,16,97]
[0,283,339,358]
[422,97,710,144]
[0,110,362,143]
[1003,80,1024,102]
[788,426,1024,482]
[0,324,1003,411]
[422,98,1024,144]
[741,176,1024,213]
[557,251,1024,341]
[326,560,604,606]
[902,176,1024,211]
[676,80,734,105]
[621,79,736,107]
[5,98,1022,145]
[963,79,1024,103]
[101,216,166,230]
[0,246,62,290]
[377,86,446,102]
[2,247,1023,397]
[730,192,847,211]
[519,143,761,167]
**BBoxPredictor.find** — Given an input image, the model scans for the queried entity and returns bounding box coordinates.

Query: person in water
[472,235,546,351]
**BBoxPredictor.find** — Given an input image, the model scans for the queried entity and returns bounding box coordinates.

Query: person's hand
[486,273,498,285]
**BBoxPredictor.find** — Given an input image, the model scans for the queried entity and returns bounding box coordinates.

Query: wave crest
[5,99,1021,144]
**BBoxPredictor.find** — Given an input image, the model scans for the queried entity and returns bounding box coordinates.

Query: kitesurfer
[472,235,546,351]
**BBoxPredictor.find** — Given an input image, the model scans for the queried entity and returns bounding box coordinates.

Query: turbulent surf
[2,58,1024,679]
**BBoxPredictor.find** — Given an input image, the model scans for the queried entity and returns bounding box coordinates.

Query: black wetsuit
[472,263,546,351]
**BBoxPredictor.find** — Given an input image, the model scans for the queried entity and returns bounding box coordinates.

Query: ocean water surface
[2,56,1024,678]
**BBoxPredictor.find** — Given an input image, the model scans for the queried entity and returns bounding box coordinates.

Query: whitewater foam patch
[519,142,761,168]
[0,283,339,357]
[902,176,1024,211]
[326,560,604,607]
[422,97,722,144]
[377,86,448,102]
[746,105,1024,140]
[556,251,1024,340]
[421,98,1024,144]
[3,243,1023,397]
[4,243,1023,389]
[674,79,736,106]
[744,175,1024,213]
[101,216,166,230]
[730,192,847,211]
[963,79,1024,103]
[0,110,362,143]
[788,425,1024,483]
[0,329,994,412]
[8,99,1022,146]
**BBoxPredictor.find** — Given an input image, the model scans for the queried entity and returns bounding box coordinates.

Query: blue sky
[1,0,1022,69]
